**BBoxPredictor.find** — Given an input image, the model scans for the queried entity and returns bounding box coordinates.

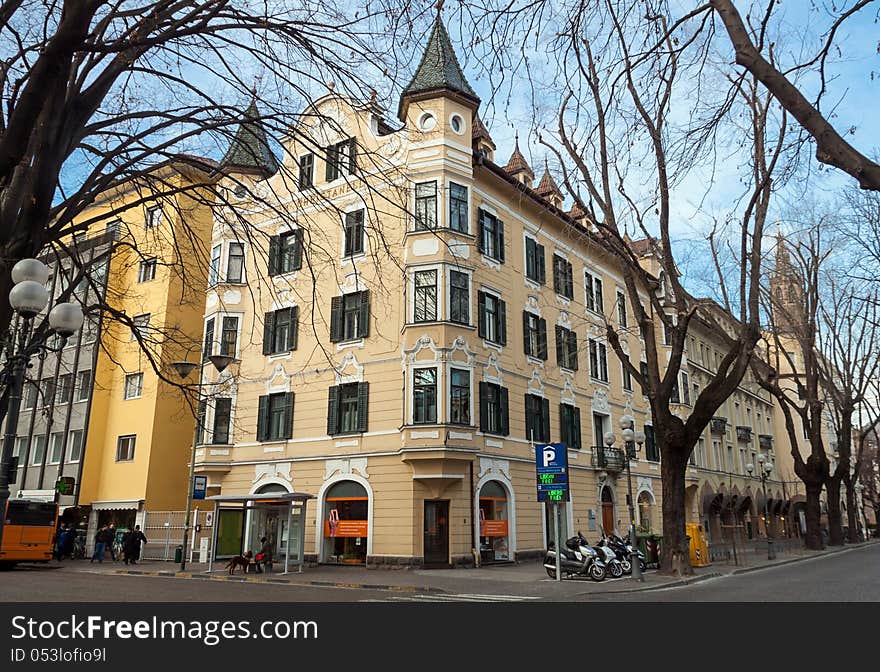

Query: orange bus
[0,499,59,569]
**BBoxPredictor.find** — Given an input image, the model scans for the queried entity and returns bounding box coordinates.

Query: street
[1,543,877,602]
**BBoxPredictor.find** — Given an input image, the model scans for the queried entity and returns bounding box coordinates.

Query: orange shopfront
[478,480,510,564]
[322,481,369,564]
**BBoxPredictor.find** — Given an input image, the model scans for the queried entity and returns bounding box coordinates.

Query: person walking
[125,525,148,565]
[107,523,118,561]
[91,525,109,563]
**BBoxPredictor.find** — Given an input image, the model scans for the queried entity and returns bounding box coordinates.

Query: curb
[110,568,449,594]
[729,540,875,576]
[578,572,723,596]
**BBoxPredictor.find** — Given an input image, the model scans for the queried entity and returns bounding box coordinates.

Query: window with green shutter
[328,382,369,435]
[257,392,294,441]
[560,403,581,450]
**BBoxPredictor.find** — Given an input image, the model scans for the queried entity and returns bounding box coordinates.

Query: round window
[450,114,464,134]
[418,112,436,131]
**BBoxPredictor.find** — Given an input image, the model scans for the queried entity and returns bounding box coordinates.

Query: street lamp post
[171,353,234,571]
[606,415,644,582]
[747,454,775,560]
[0,259,84,552]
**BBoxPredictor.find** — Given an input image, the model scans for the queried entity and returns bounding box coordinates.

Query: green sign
[55,477,75,495]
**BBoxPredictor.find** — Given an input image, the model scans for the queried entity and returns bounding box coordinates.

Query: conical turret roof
[221,99,279,178]
[472,114,495,150]
[504,136,533,179]
[398,16,480,120]
[534,161,563,202]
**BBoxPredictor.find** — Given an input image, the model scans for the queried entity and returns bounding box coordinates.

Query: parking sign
[535,442,570,502]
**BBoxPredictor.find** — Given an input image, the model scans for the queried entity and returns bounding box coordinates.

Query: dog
[225,550,253,575]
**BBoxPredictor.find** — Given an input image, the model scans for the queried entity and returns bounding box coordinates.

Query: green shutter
[477,211,485,254]
[329,296,343,342]
[289,306,299,350]
[522,311,531,356]
[568,331,578,371]
[479,382,489,432]
[498,299,507,345]
[348,137,357,174]
[327,386,339,435]
[356,381,369,432]
[358,290,370,338]
[268,236,280,276]
[256,395,269,441]
[556,326,565,367]
[537,244,546,284]
[325,143,337,181]
[284,392,294,440]
[538,318,547,360]
[497,220,505,262]
[499,386,509,436]
[541,397,550,443]
[573,406,582,450]
[262,311,275,355]
[292,230,303,271]
[477,292,486,339]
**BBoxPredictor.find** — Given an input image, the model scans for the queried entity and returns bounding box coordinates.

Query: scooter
[608,534,648,574]
[595,535,625,578]
[543,531,606,581]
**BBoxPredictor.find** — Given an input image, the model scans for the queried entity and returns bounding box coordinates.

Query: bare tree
[509,0,793,573]
[818,277,880,543]
[752,226,832,550]
[0,1,427,416]
[709,0,880,191]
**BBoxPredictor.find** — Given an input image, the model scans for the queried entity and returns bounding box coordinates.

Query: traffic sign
[535,442,570,502]
[192,475,207,500]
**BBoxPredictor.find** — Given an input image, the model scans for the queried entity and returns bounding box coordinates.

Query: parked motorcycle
[607,533,648,574]
[543,531,606,581]
[594,535,625,578]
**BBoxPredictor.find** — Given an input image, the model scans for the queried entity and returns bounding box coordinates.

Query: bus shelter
[204,493,314,574]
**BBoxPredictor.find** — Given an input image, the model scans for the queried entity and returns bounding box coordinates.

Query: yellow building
[190,17,796,568]
[77,161,216,540]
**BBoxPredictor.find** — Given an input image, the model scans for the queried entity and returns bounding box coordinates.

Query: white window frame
[446,363,474,427]
[588,338,609,384]
[207,394,237,446]
[138,257,157,283]
[204,311,244,360]
[131,313,150,341]
[76,370,91,402]
[413,180,439,232]
[124,372,144,400]
[67,429,84,463]
[30,435,47,466]
[409,263,442,324]
[116,435,136,462]
[225,241,246,283]
[446,178,471,235]
[523,233,542,288]
[209,244,222,286]
[616,289,627,327]
[146,205,163,229]
[48,432,64,465]
[446,265,472,327]
[409,364,443,426]
[480,286,504,347]
[585,269,604,315]
[13,436,26,458]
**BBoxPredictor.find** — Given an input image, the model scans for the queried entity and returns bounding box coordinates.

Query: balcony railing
[759,434,773,450]
[591,446,625,472]
[710,417,728,434]
[736,426,753,442]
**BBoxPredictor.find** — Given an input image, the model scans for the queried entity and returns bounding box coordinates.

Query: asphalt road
[1,544,877,602]
[588,542,880,602]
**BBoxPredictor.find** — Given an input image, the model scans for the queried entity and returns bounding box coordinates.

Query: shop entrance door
[423,500,449,568]
[601,487,615,536]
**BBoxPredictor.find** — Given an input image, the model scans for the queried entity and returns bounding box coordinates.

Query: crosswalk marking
[362,593,541,603]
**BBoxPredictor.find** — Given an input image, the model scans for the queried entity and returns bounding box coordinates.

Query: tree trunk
[826,476,844,546]
[804,481,824,550]
[845,480,859,543]
[659,441,691,576]
[874,505,880,538]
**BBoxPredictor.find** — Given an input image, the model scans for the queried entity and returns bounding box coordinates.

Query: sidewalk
[61,539,878,599]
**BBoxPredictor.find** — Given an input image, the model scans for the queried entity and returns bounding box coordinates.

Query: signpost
[535,442,570,582]
[192,475,207,501]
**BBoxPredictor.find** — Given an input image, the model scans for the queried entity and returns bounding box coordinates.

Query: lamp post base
[767,538,775,561]
[630,549,643,582]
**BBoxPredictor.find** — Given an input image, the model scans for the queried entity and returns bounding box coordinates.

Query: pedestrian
[107,523,117,561]
[121,528,133,565]
[60,525,74,560]
[125,525,147,565]
[91,524,109,563]
[256,536,273,573]
[53,524,66,560]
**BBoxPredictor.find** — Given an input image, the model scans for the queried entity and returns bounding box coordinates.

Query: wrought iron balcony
[736,426,753,442]
[759,434,773,450]
[710,417,727,434]
[592,446,625,472]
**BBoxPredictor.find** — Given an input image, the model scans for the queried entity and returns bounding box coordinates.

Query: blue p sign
[542,446,556,468]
